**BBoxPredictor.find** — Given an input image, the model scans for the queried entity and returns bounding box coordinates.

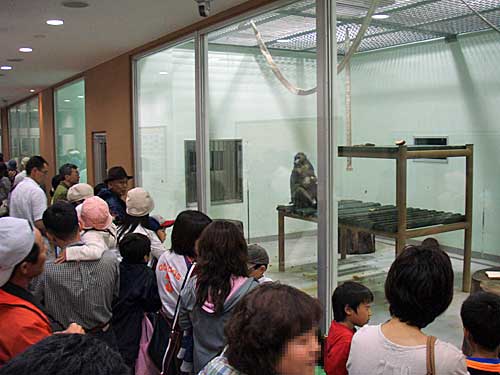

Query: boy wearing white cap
[0,217,83,365]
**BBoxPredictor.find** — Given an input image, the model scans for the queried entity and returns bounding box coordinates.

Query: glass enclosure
[205,0,319,293]
[8,97,40,163]
[54,79,87,182]
[135,39,197,232]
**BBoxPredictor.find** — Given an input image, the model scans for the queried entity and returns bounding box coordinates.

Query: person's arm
[33,189,48,235]
[178,280,195,330]
[324,337,351,375]
[140,272,162,313]
[60,232,106,263]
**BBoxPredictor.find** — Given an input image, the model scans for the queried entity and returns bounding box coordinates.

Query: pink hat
[80,196,113,230]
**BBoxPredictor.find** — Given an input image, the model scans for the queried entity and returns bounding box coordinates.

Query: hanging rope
[250,0,380,96]
[457,0,500,34]
[250,21,317,96]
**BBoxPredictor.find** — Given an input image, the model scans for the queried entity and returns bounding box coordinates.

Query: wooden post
[278,210,285,272]
[395,145,407,256]
[463,144,473,292]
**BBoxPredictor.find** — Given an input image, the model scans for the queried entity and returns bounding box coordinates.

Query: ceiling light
[30,89,36,93]
[0,66,13,71]
[19,47,33,53]
[62,1,89,8]
[159,71,169,75]
[372,14,390,20]
[277,39,291,43]
[46,19,64,26]
[64,99,71,102]
[77,95,84,98]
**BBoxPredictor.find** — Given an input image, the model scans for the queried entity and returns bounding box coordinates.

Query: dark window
[413,136,448,163]
[185,139,243,205]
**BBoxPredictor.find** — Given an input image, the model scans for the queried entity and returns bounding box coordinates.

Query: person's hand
[55,250,67,264]
[59,323,85,334]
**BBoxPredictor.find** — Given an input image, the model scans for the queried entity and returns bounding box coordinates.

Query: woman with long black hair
[179,220,258,373]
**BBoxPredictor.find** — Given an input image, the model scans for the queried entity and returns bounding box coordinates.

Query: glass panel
[335,30,500,347]
[206,0,318,295]
[8,97,40,163]
[54,79,87,182]
[135,39,196,243]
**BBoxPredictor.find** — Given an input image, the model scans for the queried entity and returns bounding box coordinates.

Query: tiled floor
[258,234,500,348]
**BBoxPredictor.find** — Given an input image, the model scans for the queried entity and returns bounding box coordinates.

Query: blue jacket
[98,188,126,222]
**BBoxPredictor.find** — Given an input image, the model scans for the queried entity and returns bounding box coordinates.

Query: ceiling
[0,0,248,107]
[2,0,499,108]
[209,0,500,54]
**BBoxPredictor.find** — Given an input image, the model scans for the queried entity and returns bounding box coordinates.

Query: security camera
[195,0,212,17]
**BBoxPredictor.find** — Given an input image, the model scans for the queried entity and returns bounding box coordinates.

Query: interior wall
[0,108,8,158]
[85,54,133,187]
[337,31,500,257]
[39,90,56,180]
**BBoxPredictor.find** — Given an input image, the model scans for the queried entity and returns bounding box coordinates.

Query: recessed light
[46,19,64,26]
[77,95,84,98]
[19,47,33,53]
[62,1,89,8]
[7,58,23,62]
[64,99,71,102]
[30,89,36,93]
[159,71,169,75]
[277,39,291,43]
[0,66,13,71]
[372,14,390,20]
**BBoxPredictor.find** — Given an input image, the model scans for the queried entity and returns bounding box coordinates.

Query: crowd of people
[0,153,499,375]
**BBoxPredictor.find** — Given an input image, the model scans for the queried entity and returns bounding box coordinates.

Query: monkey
[290,152,318,209]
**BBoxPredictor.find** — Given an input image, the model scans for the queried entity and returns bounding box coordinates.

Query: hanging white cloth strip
[250,21,317,96]
[250,0,380,96]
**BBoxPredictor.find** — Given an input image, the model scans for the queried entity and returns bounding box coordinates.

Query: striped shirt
[31,249,120,330]
[198,356,244,375]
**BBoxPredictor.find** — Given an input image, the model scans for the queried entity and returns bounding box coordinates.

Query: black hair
[0,153,3,163]
[26,155,48,176]
[58,163,78,178]
[0,162,7,178]
[195,220,249,314]
[385,243,454,328]
[0,334,130,375]
[42,201,79,241]
[12,241,41,275]
[225,283,322,375]
[332,281,374,322]
[119,233,151,264]
[171,210,212,257]
[461,291,500,351]
[117,214,154,242]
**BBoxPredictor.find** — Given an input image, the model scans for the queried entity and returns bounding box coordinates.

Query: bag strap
[161,259,196,374]
[426,336,437,375]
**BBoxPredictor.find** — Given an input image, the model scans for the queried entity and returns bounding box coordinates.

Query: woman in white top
[347,240,468,375]
[155,210,212,319]
[117,187,166,260]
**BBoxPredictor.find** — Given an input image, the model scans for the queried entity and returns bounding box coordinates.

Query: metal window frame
[131,0,339,332]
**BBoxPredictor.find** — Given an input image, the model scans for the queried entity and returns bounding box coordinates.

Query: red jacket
[324,320,355,375]
[0,286,52,366]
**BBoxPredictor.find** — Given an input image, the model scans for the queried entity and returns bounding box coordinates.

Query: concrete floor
[258,234,500,348]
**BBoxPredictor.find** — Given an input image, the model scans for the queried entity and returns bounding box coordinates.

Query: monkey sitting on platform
[290,152,318,209]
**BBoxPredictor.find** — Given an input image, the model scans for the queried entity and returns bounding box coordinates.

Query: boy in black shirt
[461,291,500,374]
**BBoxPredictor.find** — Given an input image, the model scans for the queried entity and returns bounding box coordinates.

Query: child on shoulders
[324,281,373,375]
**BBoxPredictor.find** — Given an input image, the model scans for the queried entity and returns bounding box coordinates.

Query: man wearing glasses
[9,156,50,234]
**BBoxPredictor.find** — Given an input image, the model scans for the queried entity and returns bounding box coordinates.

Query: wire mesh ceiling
[208,0,500,53]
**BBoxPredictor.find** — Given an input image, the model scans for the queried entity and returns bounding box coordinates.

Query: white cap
[126,187,154,217]
[0,217,36,287]
[67,183,94,203]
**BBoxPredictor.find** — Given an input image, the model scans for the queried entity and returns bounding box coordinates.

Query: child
[324,281,373,375]
[461,291,500,374]
[247,244,273,283]
[112,233,162,372]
